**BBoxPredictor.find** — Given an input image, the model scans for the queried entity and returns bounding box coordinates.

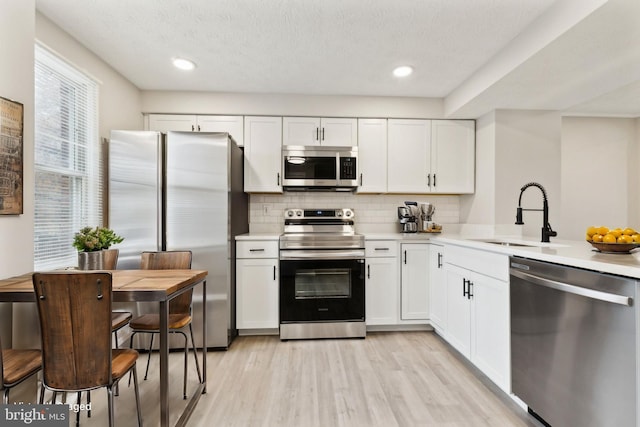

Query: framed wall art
[0,96,23,215]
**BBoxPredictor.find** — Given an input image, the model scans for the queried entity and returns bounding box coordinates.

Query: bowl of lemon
[586,226,640,253]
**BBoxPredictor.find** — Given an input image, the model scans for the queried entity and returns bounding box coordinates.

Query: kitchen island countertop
[432,234,640,280]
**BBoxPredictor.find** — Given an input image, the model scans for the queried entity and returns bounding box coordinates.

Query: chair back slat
[33,272,112,390]
[140,251,193,315]
[102,249,119,270]
[0,333,4,387]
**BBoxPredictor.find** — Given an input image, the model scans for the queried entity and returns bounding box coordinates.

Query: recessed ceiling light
[393,66,413,78]
[172,58,196,71]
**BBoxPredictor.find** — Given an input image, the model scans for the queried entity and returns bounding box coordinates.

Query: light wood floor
[79,331,541,426]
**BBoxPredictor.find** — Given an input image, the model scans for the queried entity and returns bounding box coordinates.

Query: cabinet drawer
[444,244,509,282]
[365,241,398,258]
[236,240,279,258]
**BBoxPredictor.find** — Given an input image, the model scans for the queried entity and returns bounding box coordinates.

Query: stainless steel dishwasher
[510,256,637,427]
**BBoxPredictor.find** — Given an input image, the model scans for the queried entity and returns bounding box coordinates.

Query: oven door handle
[279,249,365,260]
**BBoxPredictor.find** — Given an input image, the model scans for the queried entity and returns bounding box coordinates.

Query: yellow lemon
[610,228,623,238]
[586,233,593,242]
[591,234,604,243]
[603,233,617,243]
[632,234,640,243]
[618,235,633,244]
[586,226,598,237]
[623,228,637,236]
[597,226,609,236]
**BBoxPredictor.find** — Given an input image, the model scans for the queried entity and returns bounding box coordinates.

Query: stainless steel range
[279,208,366,340]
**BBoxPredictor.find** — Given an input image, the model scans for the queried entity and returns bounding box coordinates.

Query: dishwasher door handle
[511,269,634,307]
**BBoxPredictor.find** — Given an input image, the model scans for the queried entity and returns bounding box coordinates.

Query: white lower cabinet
[236,240,279,330]
[444,245,510,392]
[400,243,429,321]
[428,243,446,333]
[365,240,399,325]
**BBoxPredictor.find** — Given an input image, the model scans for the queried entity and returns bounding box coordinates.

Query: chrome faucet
[515,182,557,243]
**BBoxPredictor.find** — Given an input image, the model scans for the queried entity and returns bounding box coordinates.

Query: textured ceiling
[34,0,640,117]
[35,0,557,97]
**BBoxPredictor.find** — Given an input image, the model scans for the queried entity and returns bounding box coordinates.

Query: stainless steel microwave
[282,145,358,191]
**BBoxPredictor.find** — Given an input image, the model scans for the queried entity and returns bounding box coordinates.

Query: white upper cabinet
[148,114,197,132]
[197,116,244,146]
[357,119,387,193]
[147,114,244,146]
[283,117,357,146]
[387,119,475,194]
[243,116,283,193]
[431,120,475,194]
[387,119,432,193]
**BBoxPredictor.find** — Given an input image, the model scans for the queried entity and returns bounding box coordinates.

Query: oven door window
[280,258,365,323]
[295,268,351,299]
[284,156,336,180]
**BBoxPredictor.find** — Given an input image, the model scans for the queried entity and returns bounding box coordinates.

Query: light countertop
[235,231,640,279]
[236,233,280,241]
[432,235,640,280]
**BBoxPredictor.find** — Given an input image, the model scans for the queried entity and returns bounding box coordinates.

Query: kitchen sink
[468,238,566,248]
[477,240,538,247]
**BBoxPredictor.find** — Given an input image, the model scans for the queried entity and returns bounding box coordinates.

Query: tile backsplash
[249,193,460,234]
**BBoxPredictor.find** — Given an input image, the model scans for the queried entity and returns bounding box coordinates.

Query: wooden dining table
[0,269,208,427]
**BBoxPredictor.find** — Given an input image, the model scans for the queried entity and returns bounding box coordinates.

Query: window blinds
[34,45,101,270]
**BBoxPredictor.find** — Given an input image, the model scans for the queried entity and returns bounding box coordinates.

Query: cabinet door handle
[197,125,201,131]
[191,125,195,131]
[463,278,468,298]
[437,252,442,268]
[321,127,325,141]
[277,172,280,186]
[367,264,370,279]
[249,248,264,252]
[427,173,431,187]
[404,250,407,264]
[273,265,277,280]
[468,280,473,299]
[316,127,319,141]
[374,247,389,251]
[433,173,436,187]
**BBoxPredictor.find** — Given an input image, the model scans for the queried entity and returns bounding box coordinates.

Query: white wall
[0,0,35,349]
[460,111,496,225]
[495,110,561,238]
[142,91,444,119]
[560,116,638,240]
[36,12,143,137]
[459,110,561,239]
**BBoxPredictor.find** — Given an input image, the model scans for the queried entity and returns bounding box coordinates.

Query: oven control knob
[337,211,343,217]
[287,210,294,217]
[296,210,302,217]
[345,210,352,217]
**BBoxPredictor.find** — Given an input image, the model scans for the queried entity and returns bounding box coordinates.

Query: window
[34,45,101,270]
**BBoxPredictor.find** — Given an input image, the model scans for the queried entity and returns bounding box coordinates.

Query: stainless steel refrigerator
[108,130,248,349]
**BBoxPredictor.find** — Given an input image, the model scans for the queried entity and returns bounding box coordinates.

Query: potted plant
[73,226,124,270]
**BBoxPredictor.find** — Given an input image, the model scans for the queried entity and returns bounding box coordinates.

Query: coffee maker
[397,201,419,233]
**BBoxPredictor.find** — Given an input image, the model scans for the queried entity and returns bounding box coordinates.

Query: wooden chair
[1,334,41,404]
[103,249,130,400]
[32,272,142,427]
[103,249,133,344]
[128,251,202,399]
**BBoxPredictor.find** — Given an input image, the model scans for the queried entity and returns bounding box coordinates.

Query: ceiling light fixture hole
[393,66,413,78]
[172,58,196,71]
